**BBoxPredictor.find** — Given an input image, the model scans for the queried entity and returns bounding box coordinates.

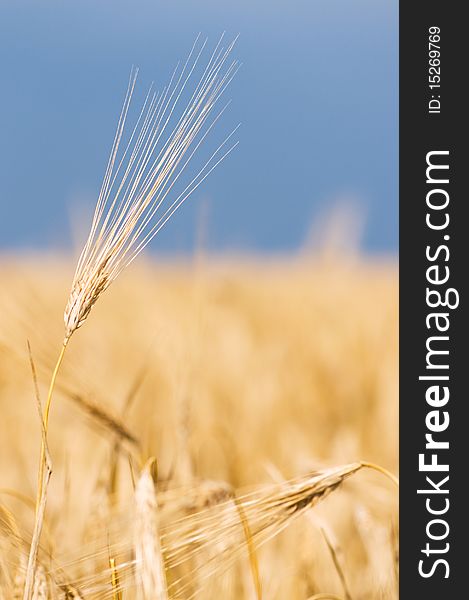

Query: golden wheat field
[0,252,397,599]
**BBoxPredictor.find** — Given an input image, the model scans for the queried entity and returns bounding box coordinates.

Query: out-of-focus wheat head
[64,35,239,341]
[134,459,168,600]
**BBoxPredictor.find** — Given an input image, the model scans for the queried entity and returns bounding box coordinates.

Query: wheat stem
[35,341,68,513]
[24,342,64,600]
[24,342,68,599]
[360,461,399,487]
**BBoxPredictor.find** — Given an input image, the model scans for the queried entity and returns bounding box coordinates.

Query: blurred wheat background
[0,249,397,599]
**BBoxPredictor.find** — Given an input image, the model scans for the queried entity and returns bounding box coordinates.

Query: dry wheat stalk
[23,345,52,600]
[161,463,363,598]
[26,35,238,600]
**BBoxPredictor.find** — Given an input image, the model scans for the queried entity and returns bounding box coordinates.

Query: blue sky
[0,0,397,254]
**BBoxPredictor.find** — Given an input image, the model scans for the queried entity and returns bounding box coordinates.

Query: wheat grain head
[64,35,239,341]
[134,458,168,600]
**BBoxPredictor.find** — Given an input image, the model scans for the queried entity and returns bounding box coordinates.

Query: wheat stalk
[161,463,363,598]
[25,35,238,600]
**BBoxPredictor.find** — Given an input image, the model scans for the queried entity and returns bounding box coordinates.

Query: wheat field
[0,252,398,599]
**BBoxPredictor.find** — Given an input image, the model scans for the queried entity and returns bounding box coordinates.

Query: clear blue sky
[0,0,397,254]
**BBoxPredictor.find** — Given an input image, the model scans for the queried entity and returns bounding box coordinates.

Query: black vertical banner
[400,3,466,597]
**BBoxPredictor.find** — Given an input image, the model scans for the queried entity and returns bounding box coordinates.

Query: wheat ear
[134,459,168,600]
